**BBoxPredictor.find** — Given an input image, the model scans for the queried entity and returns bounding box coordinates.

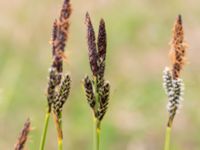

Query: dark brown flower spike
[85,12,99,76]
[51,0,71,82]
[14,119,31,150]
[83,75,96,109]
[97,19,107,78]
[169,14,187,79]
[97,82,110,121]
[47,68,58,112]
[53,74,71,117]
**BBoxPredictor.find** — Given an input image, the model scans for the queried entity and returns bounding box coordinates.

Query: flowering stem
[94,118,101,150]
[58,138,63,150]
[164,127,172,150]
[53,112,63,150]
[39,111,50,150]
[57,124,63,150]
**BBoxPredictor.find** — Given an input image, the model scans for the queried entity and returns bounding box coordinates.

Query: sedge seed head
[51,0,72,75]
[85,12,99,76]
[97,18,107,78]
[14,119,31,150]
[97,81,110,121]
[169,15,188,79]
[53,74,71,116]
[83,75,96,109]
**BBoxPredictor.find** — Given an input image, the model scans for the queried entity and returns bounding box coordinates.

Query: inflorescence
[163,15,188,127]
[83,12,110,125]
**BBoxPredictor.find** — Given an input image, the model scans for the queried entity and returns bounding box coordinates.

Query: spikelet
[97,19,107,78]
[163,67,184,116]
[85,12,99,76]
[47,67,59,112]
[167,79,184,115]
[14,119,31,150]
[169,15,187,79]
[52,0,72,82]
[96,19,107,92]
[52,0,72,58]
[97,82,110,121]
[53,74,71,117]
[83,75,96,109]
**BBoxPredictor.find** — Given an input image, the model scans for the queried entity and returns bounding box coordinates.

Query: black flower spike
[51,0,72,84]
[85,12,99,76]
[83,75,96,109]
[51,17,63,83]
[97,18,107,78]
[47,67,59,112]
[97,82,110,121]
[53,74,71,117]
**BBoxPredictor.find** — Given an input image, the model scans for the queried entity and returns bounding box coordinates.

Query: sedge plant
[83,13,110,150]
[39,0,72,150]
[162,15,188,150]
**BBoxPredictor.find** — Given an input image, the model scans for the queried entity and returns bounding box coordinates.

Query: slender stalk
[58,138,63,150]
[94,118,101,150]
[164,127,172,150]
[53,112,63,150]
[39,111,50,150]
[58,117,63,150]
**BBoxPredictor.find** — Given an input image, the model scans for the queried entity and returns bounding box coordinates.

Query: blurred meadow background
[0,0,200,149]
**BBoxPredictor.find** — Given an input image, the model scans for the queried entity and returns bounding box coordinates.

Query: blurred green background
[0,0,200,149]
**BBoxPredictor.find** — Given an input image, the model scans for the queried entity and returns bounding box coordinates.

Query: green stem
[53,112,63,150]
[58,117,63,150]
[58,138,63,150]
[94,118,101,150]
[39,111,50,150]
[164,127,172,150]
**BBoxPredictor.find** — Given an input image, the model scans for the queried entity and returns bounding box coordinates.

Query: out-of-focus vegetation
[0,0,200,149]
